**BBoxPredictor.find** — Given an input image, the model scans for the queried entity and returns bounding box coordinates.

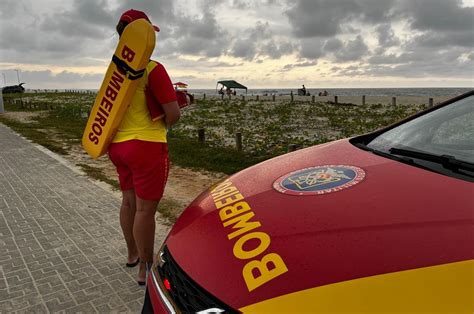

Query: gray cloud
[228,21,295,60]
[280,60,318,72]
[334,35,369,62]
[375,24,400,47]
[1,0,472,88]
[285,0,397,38]
[284,0,473,81]
[0,0,33,20]
[401,0,474,32]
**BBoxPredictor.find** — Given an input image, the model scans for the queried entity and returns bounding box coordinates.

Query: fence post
[290,91,294,102]
[256,95,259,101]
[198,128,205,143]
[312,95,315,103]
[362,95,366,106]
[203,93,206,100]
[0,90,4,114]
[334,95,338,104]
[235,132,242,151]
[288,144,297,152]
[392,97,396,106]
[429,98,434,107]
[272,95,276,102]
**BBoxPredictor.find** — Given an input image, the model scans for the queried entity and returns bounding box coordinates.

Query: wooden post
[288,144,297,152]
[334,96,338,104]
[198,128,205,143]
[429,98,434,107]
[0,90,3,114]
[256,95,259,101]
[235,132,242,151]
[362,95,366,106]
[272,95,276,102]
[392,97,396,106]
[203,93,206,100]
[312,95,315,103]
[290,91,294,102]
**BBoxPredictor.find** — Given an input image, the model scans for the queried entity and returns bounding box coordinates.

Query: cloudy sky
[1,0,473,89]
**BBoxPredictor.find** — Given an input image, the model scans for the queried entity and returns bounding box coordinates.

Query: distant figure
[297,84,310,96]
[226,87,232,95]
[218,86,224,95]
[323,90,329,96]
[318,91,322,96]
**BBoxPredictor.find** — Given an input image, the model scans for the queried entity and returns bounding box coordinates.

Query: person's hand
[186,93,194,104]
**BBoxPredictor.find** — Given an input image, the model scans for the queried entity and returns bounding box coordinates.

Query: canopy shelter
[216,80,247,94]
[173,82,188,88]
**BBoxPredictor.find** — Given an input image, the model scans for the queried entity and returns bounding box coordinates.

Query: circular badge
[273,165,365,196]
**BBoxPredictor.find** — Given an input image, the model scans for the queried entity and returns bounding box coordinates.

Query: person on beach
[107,9,181,286]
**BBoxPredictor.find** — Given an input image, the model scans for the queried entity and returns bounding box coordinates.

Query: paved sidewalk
[0,123,168,313]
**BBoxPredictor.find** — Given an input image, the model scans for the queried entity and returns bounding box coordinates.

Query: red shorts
[108,140,169,201]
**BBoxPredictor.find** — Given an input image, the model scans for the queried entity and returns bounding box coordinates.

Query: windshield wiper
[353,143,415,164]
[389,147,474,172]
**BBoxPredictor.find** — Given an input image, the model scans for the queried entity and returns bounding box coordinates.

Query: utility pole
[15,69,21,84]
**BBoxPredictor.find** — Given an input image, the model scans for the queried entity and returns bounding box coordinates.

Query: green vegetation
[1,92,429,175]
[156,198,183,225]
[0,115,68,155]
[175,98,429,156]
[77,163,119,189]
[168,134,269,174]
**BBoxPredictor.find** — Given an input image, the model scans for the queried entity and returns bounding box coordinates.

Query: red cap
[119,9,160,32]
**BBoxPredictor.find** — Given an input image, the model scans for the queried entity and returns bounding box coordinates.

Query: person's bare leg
[134,196,158,282]
[120,190,139,264]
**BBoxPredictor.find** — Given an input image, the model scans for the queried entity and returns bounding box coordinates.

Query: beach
[196,94,453,106]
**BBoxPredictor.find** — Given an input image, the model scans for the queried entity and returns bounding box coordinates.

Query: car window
[367,95,473,163]
[432,111,474,145]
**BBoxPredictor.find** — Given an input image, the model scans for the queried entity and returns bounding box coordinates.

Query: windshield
[367,95,474,163]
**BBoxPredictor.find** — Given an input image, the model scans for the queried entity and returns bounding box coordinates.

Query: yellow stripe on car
[240,259,473,313]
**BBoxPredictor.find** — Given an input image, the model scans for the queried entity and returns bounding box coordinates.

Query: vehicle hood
[166,139,474,309]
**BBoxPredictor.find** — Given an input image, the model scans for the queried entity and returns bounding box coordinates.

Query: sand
[196,94,452,106]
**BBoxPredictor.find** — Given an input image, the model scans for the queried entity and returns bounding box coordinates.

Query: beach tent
[173,82,188,88]
[216,80,247,94]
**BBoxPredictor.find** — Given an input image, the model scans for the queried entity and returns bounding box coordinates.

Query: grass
[0,115,68,155]
[1,92,430,177]
[77,163,119,189]
[168,133,270,174]
[157,198,184,225]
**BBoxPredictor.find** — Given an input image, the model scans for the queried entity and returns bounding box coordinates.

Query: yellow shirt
[112,62,167,143]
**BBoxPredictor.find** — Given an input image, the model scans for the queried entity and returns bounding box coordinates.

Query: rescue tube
[82,19,155,159]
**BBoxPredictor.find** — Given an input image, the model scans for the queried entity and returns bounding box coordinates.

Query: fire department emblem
[273,165,365,195]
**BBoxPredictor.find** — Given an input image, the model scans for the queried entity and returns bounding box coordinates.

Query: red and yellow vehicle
[144,91,473,313]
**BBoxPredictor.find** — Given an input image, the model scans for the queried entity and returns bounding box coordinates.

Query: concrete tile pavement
[0,123,170,313]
